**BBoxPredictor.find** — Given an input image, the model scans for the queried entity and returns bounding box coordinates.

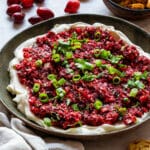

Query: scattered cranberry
[12,12,25,23]
[7,0,20,5]
[37,7,54,20]
[28,16,43,25]
[34,0,45,3]
[6,4,22,16]
[21,0,34,8]
[64,0,80,13]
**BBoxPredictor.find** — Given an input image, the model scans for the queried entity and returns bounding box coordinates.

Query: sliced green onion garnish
[66,68,74,74]
[94,48,123,64]
[118,107,127,115]
[72,41,82,49]
[43,117,51,127]
[52,49,56,54]
[97,73,104,78]
[71,104,79,111]
[56,87,66,97]
[33,83,40,93]
[52,53,61,63]
[129,88,138,98]
[118,64,127,68]
[134,72,142,80]
[113,76,121,84]
[135,80,145,89]
[71,32,77,39]
[93,49,101,58]
[51,79,58,88]
[58,40,70,47]
[66,99,71,106]
[94,31,101,38]
[47,74,56,81]
[133,71,149,80]
[100,49,111,59]
[75,58,85,64]
[94,99,103,110]
[95,59,102,67]
[107,65,122,76]
[84,62,94,70]
[109,55,123,64]
[127,79,135,88]
[127,79,145,89]
[39,93,49,103]
[35,59,43,67]
[123,97,129,102]
[66,51,73,59]
[141,71,149,80]
[75,59,94,71]
[58,78,66,86]
[72,74,81,82]
[82,73,96,82]
[62,60,68,66]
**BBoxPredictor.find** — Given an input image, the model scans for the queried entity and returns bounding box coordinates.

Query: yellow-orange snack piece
[117,0,149,9]
[129,3,145,9]
[129,140,150,150]
[147,0,150,8]
[120,0,130,6]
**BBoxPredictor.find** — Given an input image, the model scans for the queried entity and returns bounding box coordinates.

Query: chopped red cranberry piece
[139,95,149,104]
[122,45,139,61]
[105,111,119,124]
[123,113,136,125]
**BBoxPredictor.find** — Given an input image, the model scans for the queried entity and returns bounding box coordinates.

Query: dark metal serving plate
[0,14,150,140]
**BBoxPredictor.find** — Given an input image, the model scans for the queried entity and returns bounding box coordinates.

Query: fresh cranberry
[34,0,45,3]
[6,4,22,16]
[12,12,25,23]
[7,0,20,5]
[37,7,54,20]
[64,0,80,13]
[21,0,34,8]
[28,16,43,25]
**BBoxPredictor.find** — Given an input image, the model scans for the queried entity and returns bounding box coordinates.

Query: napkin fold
[0,104,84,150]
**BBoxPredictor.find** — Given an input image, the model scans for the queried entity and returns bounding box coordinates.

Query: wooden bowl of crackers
[103,0,150,19]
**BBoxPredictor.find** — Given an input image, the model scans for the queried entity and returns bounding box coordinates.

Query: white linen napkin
[0,103,84,150]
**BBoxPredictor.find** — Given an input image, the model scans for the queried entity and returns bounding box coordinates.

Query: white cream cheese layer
[7,22,150,135]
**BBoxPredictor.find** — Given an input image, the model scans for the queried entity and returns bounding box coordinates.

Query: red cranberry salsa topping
[15,25,150,129]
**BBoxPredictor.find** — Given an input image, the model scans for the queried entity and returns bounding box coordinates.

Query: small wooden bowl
[103,0,150,19]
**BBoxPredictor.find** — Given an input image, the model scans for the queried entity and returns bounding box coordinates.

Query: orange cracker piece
[128,139,150,150]
[129,3,145,9]
[147,0,150,8]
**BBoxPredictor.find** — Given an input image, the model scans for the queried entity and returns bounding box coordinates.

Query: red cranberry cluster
[6,0,80,24]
